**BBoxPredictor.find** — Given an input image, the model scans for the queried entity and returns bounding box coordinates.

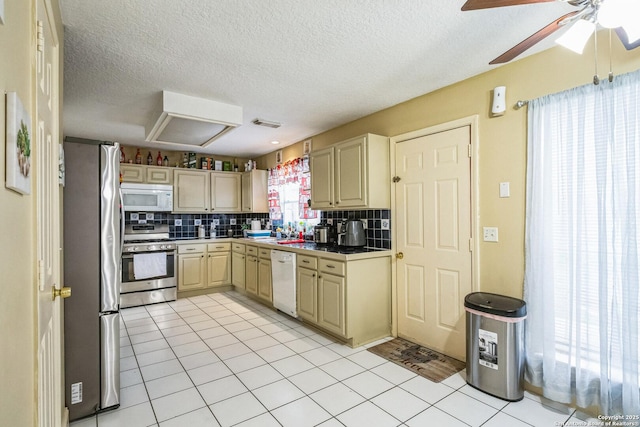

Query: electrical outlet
[194,219,201,226]
[230,218,236,225]
[326,218,333,225]
[213,219,220,226]
[130,213,139,221]
[360,219,368,229]
[146,213,154,221]
[381,219,390,230]
[483,227,499,242]
[175,219,182,227]
[246,219,252,224]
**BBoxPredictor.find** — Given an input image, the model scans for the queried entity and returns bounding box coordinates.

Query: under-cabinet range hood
[145,91,243,148]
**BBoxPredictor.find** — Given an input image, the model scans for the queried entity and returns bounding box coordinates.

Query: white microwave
[121,183,173,212]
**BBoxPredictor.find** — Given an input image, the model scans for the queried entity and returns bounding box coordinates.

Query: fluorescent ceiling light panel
[146,91,242,147]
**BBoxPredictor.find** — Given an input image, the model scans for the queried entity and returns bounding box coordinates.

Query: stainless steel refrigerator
[63,137,121,421]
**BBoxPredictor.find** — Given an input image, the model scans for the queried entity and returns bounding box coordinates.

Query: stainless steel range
[120,223,177,308]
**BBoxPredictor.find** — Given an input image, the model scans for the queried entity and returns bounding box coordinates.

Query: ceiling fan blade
[461,0,556,11]
[615,27,640,50]
[489,11,580,64]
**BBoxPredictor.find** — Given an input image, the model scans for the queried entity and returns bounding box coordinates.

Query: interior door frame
[389,115,480,337]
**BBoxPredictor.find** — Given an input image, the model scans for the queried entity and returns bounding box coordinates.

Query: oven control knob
[160,245,166,250]
[129,246,137,252]
[148,245,156,251]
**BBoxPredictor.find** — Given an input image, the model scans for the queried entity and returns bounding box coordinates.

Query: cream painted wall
[0,0,36,425]
[259,37,640,299]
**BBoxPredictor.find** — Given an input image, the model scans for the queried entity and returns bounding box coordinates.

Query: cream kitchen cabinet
[296,254,318,323]
[177,244,206,291]
[207,242,231,288]
[210,172,241,212]
[231,242,246,289]
[257,247,272,303]
[173,170,210,213]
[121,164,173,184]
[309,147,334,209]
[293,251,390,347]
[174,169,243,213]
[241,169,268,213]
[310,133,389,209]
[245,245,259,295]
[317,259,346,336]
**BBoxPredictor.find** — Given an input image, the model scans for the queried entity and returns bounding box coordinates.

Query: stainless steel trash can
[464,292,526,401]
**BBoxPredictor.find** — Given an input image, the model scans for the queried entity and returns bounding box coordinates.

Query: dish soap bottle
[156,151,162,166]
[135,148,142,164]
[146,151,152,165]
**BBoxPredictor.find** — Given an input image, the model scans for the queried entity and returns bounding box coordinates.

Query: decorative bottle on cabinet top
[135,148,142,164]
[146,151,152,165]
[156,151,162,166]
[120,146,125,163]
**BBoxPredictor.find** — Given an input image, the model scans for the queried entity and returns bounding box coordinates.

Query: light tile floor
[70,291,594,427]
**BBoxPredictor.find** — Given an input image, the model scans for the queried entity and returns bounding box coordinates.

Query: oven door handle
[122,251,175,259]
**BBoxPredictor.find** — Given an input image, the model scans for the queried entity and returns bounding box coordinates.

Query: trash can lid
[464,292,526,318]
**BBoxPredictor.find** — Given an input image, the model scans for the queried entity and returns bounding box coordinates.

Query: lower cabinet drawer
[178,244,206,254]
[207,242,231,252]
[319,258,345,276]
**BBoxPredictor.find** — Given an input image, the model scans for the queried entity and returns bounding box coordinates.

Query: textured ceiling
[60,0,574,157]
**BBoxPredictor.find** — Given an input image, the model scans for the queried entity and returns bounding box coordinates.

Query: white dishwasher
[270,250,297,318]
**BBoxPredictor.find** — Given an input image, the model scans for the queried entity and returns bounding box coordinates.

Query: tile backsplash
[125,212,270,239]
[125,209,391,249]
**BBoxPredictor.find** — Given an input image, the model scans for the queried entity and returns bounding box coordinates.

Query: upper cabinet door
[120,164,145,183]
[241,170,268,213]
[211,172,241,212]
[146,166,173,184]
[334,136,367,208]
[173,170,210,213]
[309,147,334,209]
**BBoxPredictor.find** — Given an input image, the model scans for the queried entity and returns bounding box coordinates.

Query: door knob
[52,286,71,300]
[396,252,404,259]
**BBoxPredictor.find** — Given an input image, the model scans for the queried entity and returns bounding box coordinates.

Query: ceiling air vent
[252,118,281,128]
[145,91,243,148]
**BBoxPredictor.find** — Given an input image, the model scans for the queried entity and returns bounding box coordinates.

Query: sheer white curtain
[524,70,640,416]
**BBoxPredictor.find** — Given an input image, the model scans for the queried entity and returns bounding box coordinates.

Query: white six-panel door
[395,124,472,361]
[36,0,64,425]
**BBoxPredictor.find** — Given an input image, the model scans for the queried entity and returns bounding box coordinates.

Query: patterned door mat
[367,337,466,383]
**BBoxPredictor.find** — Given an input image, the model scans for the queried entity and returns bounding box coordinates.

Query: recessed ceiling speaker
[491,86,506,116]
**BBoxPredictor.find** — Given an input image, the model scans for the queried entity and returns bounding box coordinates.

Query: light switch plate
[213,219,220,226]
[246,218,252,224]
[130,213,139,221]
[381,219,390,230]
[360,219,368,229]
[194,219,201,226]
[499,182,510,198]
[146,213,154,220]
[230,219,236,225]
[174,219,182,227]
[326,218,333,225]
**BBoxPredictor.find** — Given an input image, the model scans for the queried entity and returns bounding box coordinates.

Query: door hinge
[392,176,401,183]
[469,238,473,252]
[38,259,44,289]
[37,21,44,52]
[468,144,472,158]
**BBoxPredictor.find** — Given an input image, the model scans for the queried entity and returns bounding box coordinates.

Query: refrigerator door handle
[100,143,121,312]
[119,188,125,260]
[100,312,120,409]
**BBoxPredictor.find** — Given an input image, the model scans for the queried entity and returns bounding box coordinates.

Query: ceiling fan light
[598,0,626,29]
[556,20,595,54]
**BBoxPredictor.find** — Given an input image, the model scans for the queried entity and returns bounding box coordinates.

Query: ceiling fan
[461,0,640,65]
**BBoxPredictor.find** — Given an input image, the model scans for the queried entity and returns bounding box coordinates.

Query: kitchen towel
[133,252,167,280]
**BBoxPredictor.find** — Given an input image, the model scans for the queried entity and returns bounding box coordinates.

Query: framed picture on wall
[5,92,32,194]
[302,139,312,155]
[275,149,283,164]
